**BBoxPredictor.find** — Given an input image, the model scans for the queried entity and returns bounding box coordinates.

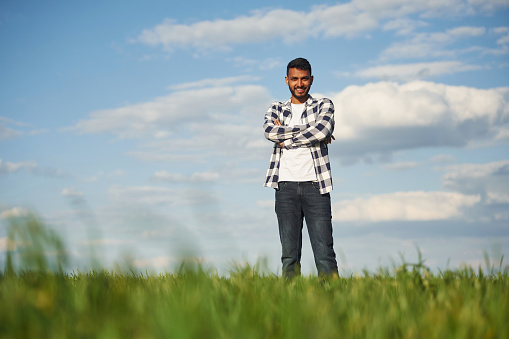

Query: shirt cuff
[282,138,294,149]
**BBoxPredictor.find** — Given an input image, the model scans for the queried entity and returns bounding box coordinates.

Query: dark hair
[287,58,312,76]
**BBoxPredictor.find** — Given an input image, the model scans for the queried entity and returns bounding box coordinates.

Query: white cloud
[170,75,258,90]
[0,159,67,178]
[497,34,509,45]
[0,159,38,174]
[330,81,509,162]
[72,78,508,170]
[134,10,307,50]
[447,26,486,37]
[467,0,509,12]
[133,2,508,51]
[443,160,509,180]
[332,191,480,222]
[383,162,419,170]
[0,117,49,140]
[355,61,482,80]
[383,18,428,35]
[61,187,84,198]
[28,129,49,136]
[379,26,487,61]
[493,26,509,34]
[70,83,271,140]
[486,192,509,204]
[494,126,509,141]
[0,124,23,140]
[442,160,509,195]
[0,207,29,219]
[434,160,509,221]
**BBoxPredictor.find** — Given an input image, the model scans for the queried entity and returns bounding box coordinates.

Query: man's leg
[302,181,338,276]
[275,181,303,278]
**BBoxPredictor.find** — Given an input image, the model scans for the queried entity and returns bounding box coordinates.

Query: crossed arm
[264,99,335,149]
[273,118,335,147]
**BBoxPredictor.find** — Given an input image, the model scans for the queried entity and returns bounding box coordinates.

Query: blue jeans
[275,181,338,278]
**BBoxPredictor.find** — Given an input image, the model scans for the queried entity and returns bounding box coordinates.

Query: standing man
[263,57,338,278]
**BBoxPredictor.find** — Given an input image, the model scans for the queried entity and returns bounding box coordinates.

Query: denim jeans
[275,181,338,278]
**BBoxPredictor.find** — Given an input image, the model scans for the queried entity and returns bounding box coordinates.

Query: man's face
[285,67,313,104]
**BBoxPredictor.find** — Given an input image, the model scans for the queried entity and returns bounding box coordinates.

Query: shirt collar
[284,95,314,108]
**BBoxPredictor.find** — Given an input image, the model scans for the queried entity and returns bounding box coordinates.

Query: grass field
[1,215,508,338]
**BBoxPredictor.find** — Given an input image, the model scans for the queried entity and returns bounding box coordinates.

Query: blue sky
[1,0,508,275]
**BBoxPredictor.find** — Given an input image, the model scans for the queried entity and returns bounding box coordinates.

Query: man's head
[286,58,313,104]
[286,57,312,76]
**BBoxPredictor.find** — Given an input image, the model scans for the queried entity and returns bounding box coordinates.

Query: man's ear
[285,76,289,86]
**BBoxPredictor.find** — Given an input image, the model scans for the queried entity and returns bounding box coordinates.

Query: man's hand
[323,135,335,145]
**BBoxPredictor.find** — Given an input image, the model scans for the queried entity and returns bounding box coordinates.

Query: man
[263,57,338,278]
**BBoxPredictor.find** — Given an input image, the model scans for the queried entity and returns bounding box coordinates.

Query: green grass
[1,266,508,338]
[1,215,508,338]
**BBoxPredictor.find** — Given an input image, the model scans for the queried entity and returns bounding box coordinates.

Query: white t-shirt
[278,103,317,182]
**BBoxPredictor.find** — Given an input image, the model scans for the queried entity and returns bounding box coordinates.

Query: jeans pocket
[276,181,287,192]
[311,181,320,190]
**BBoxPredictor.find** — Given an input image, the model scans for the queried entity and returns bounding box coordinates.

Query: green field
[1,216,508,338]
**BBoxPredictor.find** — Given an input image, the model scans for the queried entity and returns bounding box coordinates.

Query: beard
[289,86,310,101]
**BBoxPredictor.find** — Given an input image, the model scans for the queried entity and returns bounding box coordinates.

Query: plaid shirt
[263,95,334,194]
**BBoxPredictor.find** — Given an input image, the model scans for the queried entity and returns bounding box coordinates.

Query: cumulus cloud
[69,79,272,169]
[69,81,271,140]
[355,61,482,81]
[132,1,507,51]
[330,81,509,164]
[439,160,509,221]
[486,192,509,204]
[332,191,480,222]
[71,78,508,170]
[442,160,509,196]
